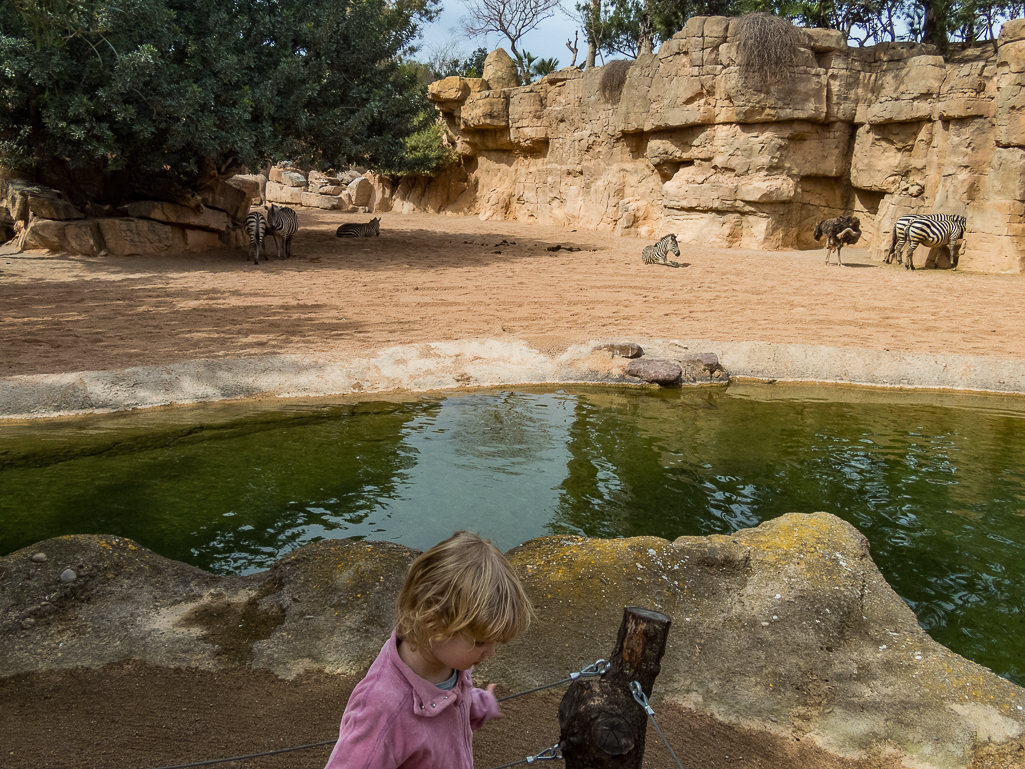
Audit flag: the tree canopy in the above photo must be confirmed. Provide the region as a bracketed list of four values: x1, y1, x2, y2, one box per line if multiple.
[0, 0, 440, 203]
[575, 0, 1023, 65]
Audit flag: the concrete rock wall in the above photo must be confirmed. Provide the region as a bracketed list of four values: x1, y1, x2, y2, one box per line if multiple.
[393, 18, 1025, 274]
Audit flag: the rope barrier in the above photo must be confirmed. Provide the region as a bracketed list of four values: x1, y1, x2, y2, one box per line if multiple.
[143, 659, 609, 769]
[629, 680, 686, 769]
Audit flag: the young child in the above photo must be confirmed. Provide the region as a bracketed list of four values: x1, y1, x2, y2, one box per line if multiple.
[324, 530, 532, 769]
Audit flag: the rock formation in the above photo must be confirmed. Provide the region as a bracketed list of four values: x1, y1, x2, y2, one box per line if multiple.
[2, 513, 1023, 767]
[1, 171, 251, 256]
[390, 21, 1025, 274]
[0, 164, 376, 257]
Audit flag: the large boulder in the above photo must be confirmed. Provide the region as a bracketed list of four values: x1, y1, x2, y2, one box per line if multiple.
[227, 174, 267, 205]
[347, 176, 374, 208]
[97, 218, 183, 255]
[265, 182, 304, 205]
[124, 200, 230, 232]
[199, 180, 250, 223]
[21, 219, 104, 255]
[483, 48, 518, 89]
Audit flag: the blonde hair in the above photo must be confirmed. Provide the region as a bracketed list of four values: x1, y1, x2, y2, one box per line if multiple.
[395, 531, 532, 651]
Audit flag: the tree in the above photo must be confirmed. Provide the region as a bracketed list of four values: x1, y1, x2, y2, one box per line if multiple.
[514, 50, 562, 82]
[576, 0, 742, 62]
[463, 0, 562, 63]
[0, 0, 440, 205]
[461, 46, 491, 76]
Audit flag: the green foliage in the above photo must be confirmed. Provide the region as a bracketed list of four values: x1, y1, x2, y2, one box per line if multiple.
[382, 108, 458, 175]
[460, 47, 490, 78]
[0, 0, 440, 201]
[577, 0, 1016, 61]
[578, 0, 742, 59]
[514, 50, 561, 83]
[421, 46, 490, 81]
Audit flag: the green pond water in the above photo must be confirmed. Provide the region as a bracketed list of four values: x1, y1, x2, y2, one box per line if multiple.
[2, 383, 1024, 686]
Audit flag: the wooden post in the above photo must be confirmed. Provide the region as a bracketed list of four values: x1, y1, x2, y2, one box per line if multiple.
[557, 606, 672, 768]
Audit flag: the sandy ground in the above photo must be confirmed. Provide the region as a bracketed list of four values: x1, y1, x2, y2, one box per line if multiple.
[3, 209, 1025, 383]
[3, 209, 1025, 769]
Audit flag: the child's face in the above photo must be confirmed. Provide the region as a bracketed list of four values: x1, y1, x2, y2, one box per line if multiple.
[427, 632, 496, 671]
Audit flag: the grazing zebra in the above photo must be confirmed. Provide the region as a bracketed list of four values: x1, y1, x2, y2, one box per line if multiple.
[245, 211, 266, 265]
[886, 214, 966, 265]
[813, 215, 861, 266]
[266, 204, 298, 259]
[641, 234, 681, 267]
[901, 216, 968, 271]
[336, 217, 381, 238]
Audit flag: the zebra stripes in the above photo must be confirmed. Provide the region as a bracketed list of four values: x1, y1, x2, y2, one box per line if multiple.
[901, 215, 967, 271]
[245, 211, 266, 265]
[266, 204, 298, 259]
[886, 214, 966, 265]
[641, 234, 681, 267]
[336, 217, 381, 238]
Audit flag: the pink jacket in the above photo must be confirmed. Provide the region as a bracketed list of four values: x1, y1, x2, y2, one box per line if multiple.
[324, 630, 502, 769]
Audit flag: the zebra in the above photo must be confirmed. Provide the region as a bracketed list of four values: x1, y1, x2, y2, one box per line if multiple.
[245, 211, 266, 265]
[886, 214, 966, 265]
[901, 216, 968, 271]
[336, 217, 381, 238]
[641, 234, 681, 267]
[266, 204, 298, 259]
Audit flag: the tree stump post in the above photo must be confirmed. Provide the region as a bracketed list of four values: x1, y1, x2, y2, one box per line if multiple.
[557, 606, 672, 768]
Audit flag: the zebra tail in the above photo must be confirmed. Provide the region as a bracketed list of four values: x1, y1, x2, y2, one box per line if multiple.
[887, 225, 899, 262]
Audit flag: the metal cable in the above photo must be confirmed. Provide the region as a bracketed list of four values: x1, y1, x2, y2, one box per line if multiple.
[629, 680, 686, 769]
[143, 660, 608, 769]
[498, 659, 609, 702]
[490, 743, 563, 768]
[145, 739, 336, 769]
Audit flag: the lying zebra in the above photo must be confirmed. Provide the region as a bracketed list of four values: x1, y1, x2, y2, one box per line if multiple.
[641, 234, 681, 267]
[885, 213, 966, 266]
[337, 217, 381, 238]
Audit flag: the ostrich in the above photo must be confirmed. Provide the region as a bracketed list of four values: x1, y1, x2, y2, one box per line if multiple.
[813, 216, 862, 266]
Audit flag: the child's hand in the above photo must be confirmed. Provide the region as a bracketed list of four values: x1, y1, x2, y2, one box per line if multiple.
[485, 683, 503, 719]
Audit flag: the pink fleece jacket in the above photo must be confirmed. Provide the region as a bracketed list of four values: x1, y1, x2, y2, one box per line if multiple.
[323, 630, 502, 769]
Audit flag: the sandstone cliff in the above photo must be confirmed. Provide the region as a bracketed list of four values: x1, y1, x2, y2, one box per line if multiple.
[378, 18, 1025, 274]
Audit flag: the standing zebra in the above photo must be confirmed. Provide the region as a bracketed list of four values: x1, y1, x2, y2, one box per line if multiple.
[245, 210, 266, 265]
[336, 217, 381, 238]
[886, 213, 966, 265]
[266, 204, 298, 259]
[641, 234, 681, 267]
[901, 216, 968, 270]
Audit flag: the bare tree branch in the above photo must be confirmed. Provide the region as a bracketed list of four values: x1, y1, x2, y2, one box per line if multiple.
[463, 0, 563, 58]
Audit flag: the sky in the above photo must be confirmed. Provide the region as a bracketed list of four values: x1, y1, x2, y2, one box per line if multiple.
[416, 1, 584, 69]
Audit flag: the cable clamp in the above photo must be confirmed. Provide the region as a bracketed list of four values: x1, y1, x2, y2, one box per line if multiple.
[569, 658, 610, 680]
[629, 680, 655, 716]
[525, 744, 562, 763]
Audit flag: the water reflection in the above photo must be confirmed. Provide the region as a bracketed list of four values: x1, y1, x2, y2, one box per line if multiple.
[1, 384, 1024, 685]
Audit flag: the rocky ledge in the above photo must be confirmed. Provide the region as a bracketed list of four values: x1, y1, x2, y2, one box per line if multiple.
[2, 513, 1022, 768]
